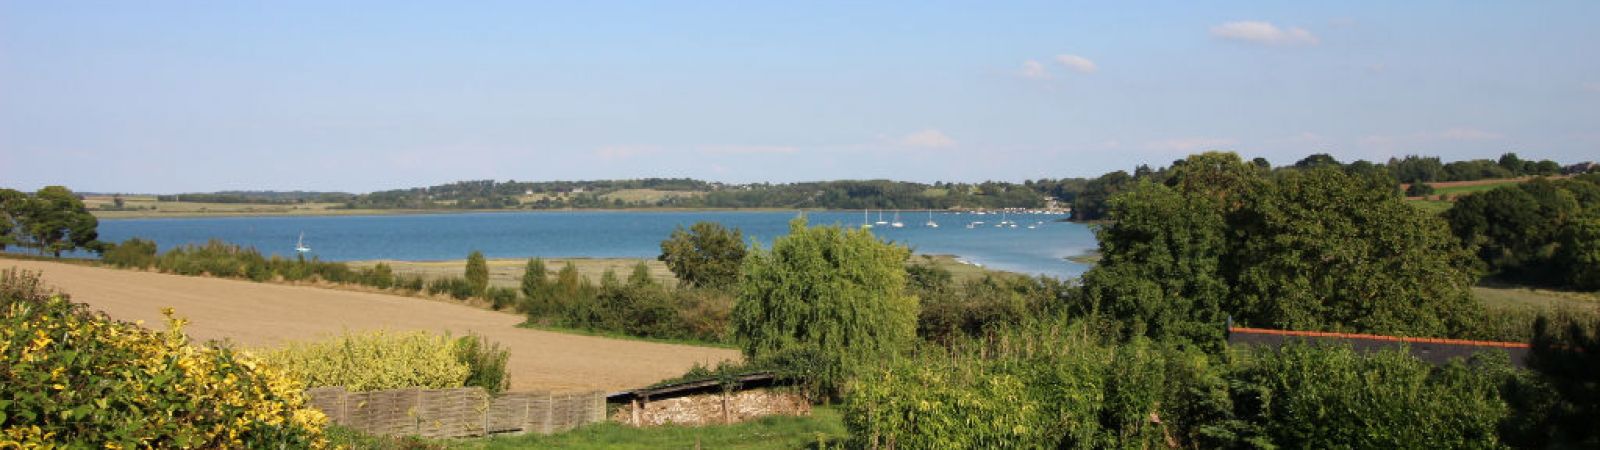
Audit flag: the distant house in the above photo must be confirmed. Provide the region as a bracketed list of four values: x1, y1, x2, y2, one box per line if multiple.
[1227, 326, 1530, 367]
[1564, 161, 1598, 175]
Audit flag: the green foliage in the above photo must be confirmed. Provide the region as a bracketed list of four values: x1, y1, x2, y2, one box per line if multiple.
[1510, 316, 1600, 447]
[0, 186, 102, 256]
[1406, 182, 1436, 196]
[0, 269, 330, 448]
[847, 321, 1515, 449]
[454, 333, 511, 394]
[1084, 153, 1482, 341]
[427, 276, 477, 300]
[1445, 176, 1600, 289]
[456, 406, 848, 450]
[465, 250, 489, 297]
[1556, 217, 1600, 290]
[658, 221, 747, 290]
[914, 271, 1070, 345]
[485, 286, 518, 311]
[733, 217, 918, 397]
[519, 258, 551, 314]
[101, 237, 158, 268]
[257, 330, 471, 391]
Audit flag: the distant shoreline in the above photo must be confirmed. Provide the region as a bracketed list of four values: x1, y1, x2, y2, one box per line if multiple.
[92, 207, 1067, 221]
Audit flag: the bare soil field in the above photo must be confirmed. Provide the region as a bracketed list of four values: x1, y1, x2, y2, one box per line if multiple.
[4, 259, 740, 392]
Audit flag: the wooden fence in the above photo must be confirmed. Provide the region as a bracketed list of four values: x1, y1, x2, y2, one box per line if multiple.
[305, 386, 607, 438]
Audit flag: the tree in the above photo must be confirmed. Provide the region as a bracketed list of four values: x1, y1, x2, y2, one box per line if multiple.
[1292, 153, 1342, 170]
[18, 186, 100, 257]
[0, 188, 25, 251]
[1406, 182, 1436, 197]
[732, 217, 918, 395]
[520, 258, 549, 307]
[465, 250, 489, 298]
[1082, 154, 1481, 341]
[658, 221, 746, 290]
[1556, 217, 1600, 290]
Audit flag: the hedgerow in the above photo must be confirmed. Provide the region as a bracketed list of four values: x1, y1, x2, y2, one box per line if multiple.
[0, 269, 329, 448]
[257, 330, 471, 392]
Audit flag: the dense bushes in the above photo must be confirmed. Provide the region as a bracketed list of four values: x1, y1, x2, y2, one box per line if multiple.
[455, 333, 511, 393]
[845, 322, 1517, 449]
[101, 237, 158, 268]
[521, 259, 735, 343]
[1446, 175, 1600, 291]
[257, 330, 492, 392]
[1081, 153, 1483, 343]
[0, 269, 330, 448]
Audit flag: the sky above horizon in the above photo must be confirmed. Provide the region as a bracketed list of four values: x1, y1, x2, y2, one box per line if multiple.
[3, 1, 1598, 193]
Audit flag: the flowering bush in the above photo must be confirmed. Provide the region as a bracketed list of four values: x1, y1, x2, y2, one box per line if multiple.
[0, 269, 329, 448]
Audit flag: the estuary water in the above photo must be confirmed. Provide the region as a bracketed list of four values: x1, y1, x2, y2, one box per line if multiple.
[95, 211, 1097, 279]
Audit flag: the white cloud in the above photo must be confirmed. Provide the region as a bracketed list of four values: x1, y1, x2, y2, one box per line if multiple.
[898, 129, 958, 148]
[1435, 128, 1503, 141]
[1143, 137, 1238, 153]
[698, 145, 798, 155]
[1210, 21, 1320, 46]
[1019, 60, 1050, 79]
[1054, 54, 1098, 73]
[1583, 82, 1600, 93]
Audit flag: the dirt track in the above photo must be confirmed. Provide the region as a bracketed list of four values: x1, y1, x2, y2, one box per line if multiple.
[4, 259, 740, 392]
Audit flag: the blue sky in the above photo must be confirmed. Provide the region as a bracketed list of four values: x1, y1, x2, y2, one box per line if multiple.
[2, 1, 1597, 193]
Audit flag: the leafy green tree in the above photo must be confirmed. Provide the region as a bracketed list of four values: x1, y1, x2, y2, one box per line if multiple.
[18, 186, 101, 256]
[0, 188, 25, 250]
[1445, 179, 1582, 285]
[1292, 153, 1342, 170]
[1518, 317, 1600, 447]
[658, 221, 746, 290]
[1083, 153, 1481, 340]
[732, 217, 917, 395]
[520, 258, 550, 312]
[1405, 182, 1436, 197]
[1557, 217, 1600, 290]
[465, 250, 489, 298]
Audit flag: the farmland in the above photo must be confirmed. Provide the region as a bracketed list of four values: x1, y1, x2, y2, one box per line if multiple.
[2, 258, 739, 392]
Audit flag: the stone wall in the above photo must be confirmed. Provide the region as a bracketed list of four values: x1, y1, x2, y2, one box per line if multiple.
[612, 388, 811, 427]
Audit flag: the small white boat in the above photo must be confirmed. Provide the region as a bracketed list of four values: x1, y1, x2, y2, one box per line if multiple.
[295, 232, 312, 254]
[890, 211, 904, 228]
[861, 209, 873, 229]
[925, 210, 939, 228]
[875, 210, 888, 226]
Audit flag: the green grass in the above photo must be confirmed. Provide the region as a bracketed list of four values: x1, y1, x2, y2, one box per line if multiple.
[1432, 181, 1520, 196]
[1473, 284, 1600, 311]
[517, 322, 740, 350]
[1405, 199, 1454, 215]
[450, 406, 847, 450]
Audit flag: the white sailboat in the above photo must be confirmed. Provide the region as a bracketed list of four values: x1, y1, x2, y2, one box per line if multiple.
[875, 210, 888, 226]
[890, 211, 904, 228]
[294, 232, 312, 254]
[925, 210, 939, 228]
[861, 209, 873, 229]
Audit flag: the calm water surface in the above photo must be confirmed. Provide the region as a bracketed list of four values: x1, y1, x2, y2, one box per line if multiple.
[95, 211, 1096, 279]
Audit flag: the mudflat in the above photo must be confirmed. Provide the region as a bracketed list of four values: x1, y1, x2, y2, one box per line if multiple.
[4, 259, 740, 392]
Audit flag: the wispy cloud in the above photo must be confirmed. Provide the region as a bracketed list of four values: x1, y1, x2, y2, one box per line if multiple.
[1143, 137, 1238, 153]
[1210, 21, 1319, 46]
[898, 129, 958, 148]
[697, 145, 798, 155]
[593, 145, 659, 161]
[1054, 54, 1098, 73]
[1584, 82, 1600, 93]
[1360, 127, 1504, 149]
[1019, 60, 1050, 79]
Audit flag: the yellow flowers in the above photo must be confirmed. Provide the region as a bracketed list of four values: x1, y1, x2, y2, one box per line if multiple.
[2, 270, 330, 449]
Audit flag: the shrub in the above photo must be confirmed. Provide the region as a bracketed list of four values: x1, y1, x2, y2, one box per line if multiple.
[256, 330, 471, 391]
[1406, 182, 1436, 196]
[734, 217, 918, 397]
[486, 286, 519, 311]
[454, 333, 511, 394]
[0, 269, 329, 448]
[465, 250, 489, 298]
[658, 221, 747, 290]
[101, 237, 157, 268]
[427, 277, 476, 300]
